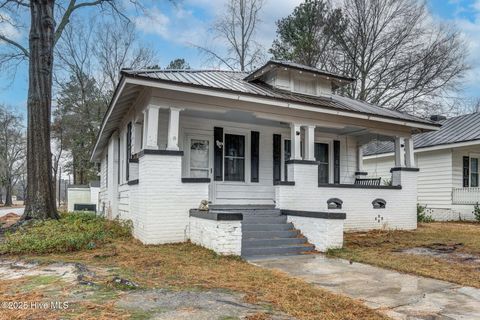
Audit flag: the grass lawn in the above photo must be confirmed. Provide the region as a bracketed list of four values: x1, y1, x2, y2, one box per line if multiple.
[327, 222, 480, 288]
[0, 213, 386, 320]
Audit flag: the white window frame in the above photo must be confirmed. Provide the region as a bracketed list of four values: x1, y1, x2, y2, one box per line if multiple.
[469, 153, 480, 187]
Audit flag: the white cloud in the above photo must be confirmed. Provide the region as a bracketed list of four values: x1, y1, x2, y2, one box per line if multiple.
[134, 7, 170, 39]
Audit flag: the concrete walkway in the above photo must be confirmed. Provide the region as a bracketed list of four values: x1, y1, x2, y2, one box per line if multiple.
[251, 254, 480, 320]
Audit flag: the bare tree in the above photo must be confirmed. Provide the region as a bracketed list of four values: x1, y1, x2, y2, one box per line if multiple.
[330, 0, 468, 114]
[197, 0, 265, 71]
[94, 19, 157, 91]
[0, 0, 143, 221]
[0, 106, 25, 207]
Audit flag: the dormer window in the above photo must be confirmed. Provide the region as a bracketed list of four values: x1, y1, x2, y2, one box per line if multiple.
[294, 76, 316, 95]
[244, 60, 355, 97]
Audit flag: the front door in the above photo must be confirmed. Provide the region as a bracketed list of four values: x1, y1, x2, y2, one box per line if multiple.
[315, 143, 329, 184]
[186, 135, 214, 200]
[188, 137, 211, 178]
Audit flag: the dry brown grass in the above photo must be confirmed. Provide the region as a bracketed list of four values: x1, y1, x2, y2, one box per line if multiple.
[328, 222, 480, 288]
[0, 276, 130, 320]
[14, 239, 387, 320]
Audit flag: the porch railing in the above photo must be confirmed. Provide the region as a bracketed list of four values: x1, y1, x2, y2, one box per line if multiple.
[452, 187, 480, 205]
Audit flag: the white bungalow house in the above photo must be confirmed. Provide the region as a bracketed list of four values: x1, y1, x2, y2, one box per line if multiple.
[363, 113, 480, 221]
[91, 60, 438, 257]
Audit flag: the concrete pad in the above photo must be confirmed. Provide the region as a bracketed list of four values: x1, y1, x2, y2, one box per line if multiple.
[251, 254, 480, 320]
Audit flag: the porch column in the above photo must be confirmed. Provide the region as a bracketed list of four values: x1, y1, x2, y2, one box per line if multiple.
[357, 145, 364, 172]
[290, 123, 302, 160]
[304, 125, 315, 161]
[405, 137, 415, 168]
[132, 121, 143, 154]
[167, 107, 181, 151]
[394, 137, 405, 167]
[143, 105, 160, 149]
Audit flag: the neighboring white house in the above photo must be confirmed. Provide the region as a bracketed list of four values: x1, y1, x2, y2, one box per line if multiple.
[363, 113, 480, 221]
[90, 60, 439, 256]
[67, 181, 100, 212]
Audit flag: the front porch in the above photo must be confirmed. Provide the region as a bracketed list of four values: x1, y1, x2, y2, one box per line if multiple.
[128, 102, 418, 208]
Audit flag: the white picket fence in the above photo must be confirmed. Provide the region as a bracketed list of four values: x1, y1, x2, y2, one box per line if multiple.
[452, 187, 480, 205]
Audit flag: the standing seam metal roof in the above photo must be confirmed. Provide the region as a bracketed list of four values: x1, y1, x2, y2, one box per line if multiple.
[121, 69, 436, 126]
[363, 112, 480, 156]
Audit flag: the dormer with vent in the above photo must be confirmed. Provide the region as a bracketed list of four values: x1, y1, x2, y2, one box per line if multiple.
[244, 60, 355, 96]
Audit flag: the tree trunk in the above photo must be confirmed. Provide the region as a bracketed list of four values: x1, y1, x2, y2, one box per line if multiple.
[22, 0, 59, 220]
[0, 190, 3, 205]
[4, 179, 12, 207]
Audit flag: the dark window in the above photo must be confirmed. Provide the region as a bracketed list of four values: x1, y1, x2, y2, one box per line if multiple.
[224, 134, 245, 181]
[126, 122, 132, 181]
[251, 131, 259, 182]
[471, 158, 478, 187]
[463, 156, 470, 187]
[105, 153, 108, 188]
[315, 143, 329, 184]
[273, 134, 282, 183]
[117, 136, 121, 184]
[284, 139, 291, 180]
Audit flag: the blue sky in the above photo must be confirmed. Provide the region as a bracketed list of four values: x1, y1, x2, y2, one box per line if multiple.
[1, 0, 480, 114]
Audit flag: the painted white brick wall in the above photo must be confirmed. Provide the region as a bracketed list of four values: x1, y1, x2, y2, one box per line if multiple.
[136, 154, 209, 244]
[276, 163, 418, 231]
[287, 215, 343, 252]
[189, 217, 242, 255]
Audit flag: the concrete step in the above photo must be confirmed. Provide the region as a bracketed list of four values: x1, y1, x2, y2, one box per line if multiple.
[209, 204, 276, 210]
[242, 223, 294, 232]
[243, 230, 299, 239]
[242, 244, 315, 257]
[242, 216, 287, 224]
[242, 237, 307, 248]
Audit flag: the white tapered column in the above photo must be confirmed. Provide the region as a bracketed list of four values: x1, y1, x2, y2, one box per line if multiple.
[357, 145, 364, 172]
[167, 107, 181, 151]
[144, 105, 160, 149]
[394, 137, 405, 167]
[290, 123, 302, 160]
[405, 137, 415, 167]
[304, 125, 315, 161]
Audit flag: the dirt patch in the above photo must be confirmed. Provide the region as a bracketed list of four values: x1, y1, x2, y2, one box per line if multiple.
[0, 212, 20, 229]
[117, 289, 294, 320]
[0, 259, 296, 319]
[396, 243, 480, 265]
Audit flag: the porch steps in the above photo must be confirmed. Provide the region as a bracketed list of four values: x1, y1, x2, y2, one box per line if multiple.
[210, 205, 315, 258]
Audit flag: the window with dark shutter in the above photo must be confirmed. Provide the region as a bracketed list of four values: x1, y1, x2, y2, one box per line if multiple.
[126, 122, 132, 181]
[251, 131, 259, 182]
[273, 134, 282, 182]
[117, 136, 121, 184]
[463, 156, 470, 187]
[284, 139, 291, 181]
[333, 140, 340, 183]
[214, 127, 223, 181]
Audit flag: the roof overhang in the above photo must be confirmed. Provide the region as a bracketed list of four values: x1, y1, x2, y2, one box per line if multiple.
[363, 139, 480, 160]
[91, 74, 441, 161]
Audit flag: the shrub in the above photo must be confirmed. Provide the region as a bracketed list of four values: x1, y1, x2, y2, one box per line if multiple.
[474, 203, 480, 222]
[0, 212, 132, 255]
[417, 204, 434, 223]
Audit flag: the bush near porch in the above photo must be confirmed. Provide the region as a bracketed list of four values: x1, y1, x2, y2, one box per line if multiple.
[327, 222, 480, 288]
[0, 213, 386, 320]
[0, 212, 132, 254]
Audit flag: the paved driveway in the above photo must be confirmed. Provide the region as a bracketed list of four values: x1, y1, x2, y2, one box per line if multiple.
[251, 254, 480, 320]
